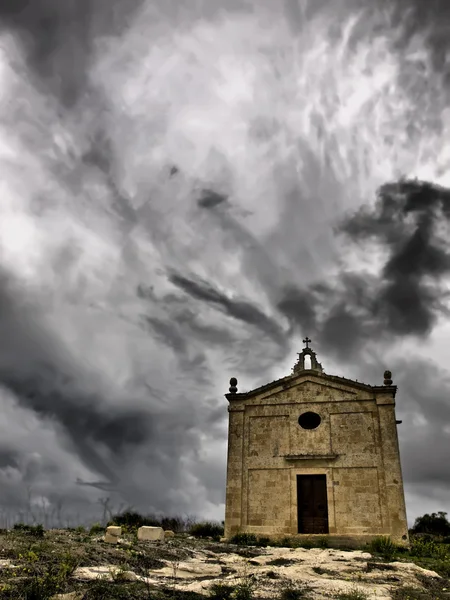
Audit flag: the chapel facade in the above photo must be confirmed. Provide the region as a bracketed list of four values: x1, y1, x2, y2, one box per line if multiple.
[224, 339, 409, 545]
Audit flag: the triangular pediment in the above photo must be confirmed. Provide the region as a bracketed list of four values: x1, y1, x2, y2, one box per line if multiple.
[225, 369, 375, 404]
[259, 373, 363, 401]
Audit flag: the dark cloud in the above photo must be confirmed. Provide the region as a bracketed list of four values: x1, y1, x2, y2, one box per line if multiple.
[256, 180, 450, 361]
[390, 358, 450, 488]
[0, 0, 143, 107]
[0, 447, 20, 470]
[0, 274, 196, 502]
[341, 179, 450, 337]
[175, 308, 236, 346]
[143, 316, 188, 354]
[198, 189, 228, 209]
[191, 178, 450, 362]
[276, 285, 317, 334]
[169, 273, 286, 345]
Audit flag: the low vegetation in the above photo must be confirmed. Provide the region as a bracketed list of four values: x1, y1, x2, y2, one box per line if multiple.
[0, 510, 449, 599]
[189, 521, 225, 540]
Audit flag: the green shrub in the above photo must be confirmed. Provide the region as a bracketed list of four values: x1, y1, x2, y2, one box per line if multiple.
[411, 512, 450, 536]
[317, 536, 329, 548]
[89, 522, 104, 535]
[410, 537, 449, 559]
[279, 584, 307, 600]
[234, 579, 255, 600]
[334, 588, 369, 600]
[109, 511, 149, 530]
[160, 516, 186, 533]
[229, 533, 258, 546]
[209, 583, 235, 600]
[108, 511, 188, 533]
[189, 521, 224, 539]
[293, 538, 314, 549]
[13, 523, 44, 537]
[368, 536, 397, 560]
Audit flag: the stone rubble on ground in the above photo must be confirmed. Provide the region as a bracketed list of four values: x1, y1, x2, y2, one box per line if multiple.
[104, 525, 121, 544]
[137, 525, 165, 541]
[69, 543, 442, 599]
[0, 530, 443, 600]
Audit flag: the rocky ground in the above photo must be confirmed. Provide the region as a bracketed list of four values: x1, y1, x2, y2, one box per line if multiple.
[0, 528, 449, 599]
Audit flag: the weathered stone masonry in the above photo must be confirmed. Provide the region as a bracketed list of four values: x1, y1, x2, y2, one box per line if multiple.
[224, 341, 409, 545]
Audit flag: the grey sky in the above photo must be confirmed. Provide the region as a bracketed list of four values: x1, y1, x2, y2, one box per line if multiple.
[0, 0, 449, 526]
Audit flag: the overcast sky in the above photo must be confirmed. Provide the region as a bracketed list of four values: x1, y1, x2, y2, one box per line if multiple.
[0, 0, 449, 528]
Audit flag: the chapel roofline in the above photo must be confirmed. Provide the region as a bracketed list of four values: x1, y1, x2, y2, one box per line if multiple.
[225, 371, 397, 402]
[225, 339, 397, 401]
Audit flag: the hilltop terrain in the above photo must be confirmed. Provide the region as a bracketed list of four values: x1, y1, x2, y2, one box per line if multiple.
[0, 526, 450, 599]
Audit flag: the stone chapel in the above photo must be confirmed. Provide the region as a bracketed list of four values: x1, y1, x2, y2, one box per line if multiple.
[224, 339, 409, 545]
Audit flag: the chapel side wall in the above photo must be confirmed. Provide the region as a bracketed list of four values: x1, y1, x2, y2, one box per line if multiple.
[224, 406, 245, 538]
[377, 395, 409, 543]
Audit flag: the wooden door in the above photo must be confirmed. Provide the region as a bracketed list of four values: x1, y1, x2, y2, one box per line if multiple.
[297, 474, 329, 534]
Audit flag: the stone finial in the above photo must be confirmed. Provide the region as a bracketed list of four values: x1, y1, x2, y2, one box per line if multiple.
[383, 370, 393, 385]
[229, 377, 238, 394]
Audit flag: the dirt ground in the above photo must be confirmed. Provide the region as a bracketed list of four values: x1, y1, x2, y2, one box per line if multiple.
[0, 528, 449, 599]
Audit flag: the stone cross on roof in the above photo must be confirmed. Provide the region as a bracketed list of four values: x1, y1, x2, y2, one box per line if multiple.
[293, 337, 323, 374]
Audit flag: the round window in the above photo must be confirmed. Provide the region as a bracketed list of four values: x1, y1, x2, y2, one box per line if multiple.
[298, 412, 321, 430]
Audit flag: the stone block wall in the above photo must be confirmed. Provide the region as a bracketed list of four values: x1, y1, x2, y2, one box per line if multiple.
[224, 374, 409, 544]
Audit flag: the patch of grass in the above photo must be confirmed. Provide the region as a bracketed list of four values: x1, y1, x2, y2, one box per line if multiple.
[158, 591, 205, 600]
[333, 586, 369, 600]
[89, 522, 105, 535]
[189, 521, 224, 540]
[13, 523, 45, 537]
[312, 565, 338, 576]
[267, 558, 296, 567]
[209, 583, 235, 599]
[108, 511, 189, 534]
[410, 537, 449, 559]
[255, 536, 271, 547]
[1, 549, 80, 599]
[390, 573, 450, 600]
[391, 535, 450, 578]
[233, 578, 255, 600]
[265, 570, 280, 579]
[82, 578, 140, 599]
[127, 548, 166, 572]
[279, 583, 308, 599]
[364, 534, 450, 578]
[366, 561, 397, 572]
[230, 533, 258, 546]
[389, 587, 429, 600]
[404, 556, 450, 578]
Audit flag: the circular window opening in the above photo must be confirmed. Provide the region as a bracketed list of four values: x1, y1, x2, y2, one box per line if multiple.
[298, 412, 321, 430]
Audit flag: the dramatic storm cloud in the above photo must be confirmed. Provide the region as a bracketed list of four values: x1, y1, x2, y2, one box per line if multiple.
[0, 0, 449, 526]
